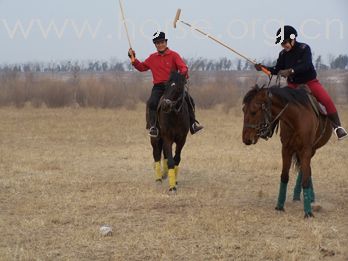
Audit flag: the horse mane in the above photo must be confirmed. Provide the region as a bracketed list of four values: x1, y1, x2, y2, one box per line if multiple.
[243, 84, 310, 107]
[269, 85, 310, 106]
[167, 71, 186, 85]
[243, 84, 263, 104]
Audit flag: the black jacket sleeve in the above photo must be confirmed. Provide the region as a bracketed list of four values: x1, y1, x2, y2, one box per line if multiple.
[268, 51, 285, 75]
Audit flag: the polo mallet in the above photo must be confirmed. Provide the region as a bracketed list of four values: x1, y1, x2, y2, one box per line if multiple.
[173, 9, 271, 76]
[119, 0, 135, 63]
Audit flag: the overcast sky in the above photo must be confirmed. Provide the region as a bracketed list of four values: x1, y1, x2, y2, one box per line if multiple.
[0, 0, 347, 64]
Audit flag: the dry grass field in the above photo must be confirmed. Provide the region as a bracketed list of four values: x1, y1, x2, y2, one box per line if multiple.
[0, 105, 347, 260]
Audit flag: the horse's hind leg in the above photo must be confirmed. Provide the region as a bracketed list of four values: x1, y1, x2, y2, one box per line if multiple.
[300, 150, 315, 218]
[293, 171, 302, 201]
[309, 176, 315, 202]
[162, 149, 168, 179]
[276, 148, 292, 211]
[151, 137, 163, 182]
[300, 174, 315, 204]
[293, 168, 315, 202]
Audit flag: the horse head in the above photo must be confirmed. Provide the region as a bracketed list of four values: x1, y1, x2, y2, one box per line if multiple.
[242, 85, 274, 145]
[161, 72, 186, 113]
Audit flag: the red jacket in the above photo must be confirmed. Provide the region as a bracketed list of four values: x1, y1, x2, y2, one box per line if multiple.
[132, 48, 188, 84]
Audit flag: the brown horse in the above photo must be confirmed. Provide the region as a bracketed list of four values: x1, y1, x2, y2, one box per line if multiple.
[150, 72, 190, 193]
[242, 85, 332, 217]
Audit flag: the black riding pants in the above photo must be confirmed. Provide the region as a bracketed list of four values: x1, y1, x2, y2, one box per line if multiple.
[147, 84, 166, 112]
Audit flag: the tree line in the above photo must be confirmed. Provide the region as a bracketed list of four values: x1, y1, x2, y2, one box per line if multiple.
[0, 54, 347, 73]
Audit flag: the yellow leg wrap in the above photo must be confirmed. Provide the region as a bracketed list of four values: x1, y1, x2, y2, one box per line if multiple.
[168, 169, 176, 189]
[154, 161, 162, 180]
[162, 159, 168, 176]
[174, 165, 179, 179]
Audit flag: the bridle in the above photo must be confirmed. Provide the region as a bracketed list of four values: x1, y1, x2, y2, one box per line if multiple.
[161, 82, 186, 114]
[244, 90, 289, 140]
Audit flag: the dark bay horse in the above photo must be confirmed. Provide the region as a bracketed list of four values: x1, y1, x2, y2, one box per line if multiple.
[242, 85, 332, 217]
[150, 72, 190, 192]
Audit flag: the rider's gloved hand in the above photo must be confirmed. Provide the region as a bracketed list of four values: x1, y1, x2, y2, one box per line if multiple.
[254, 63, 263, 71]
[278, 69, 294, 78]
[128, 48, 135, 59]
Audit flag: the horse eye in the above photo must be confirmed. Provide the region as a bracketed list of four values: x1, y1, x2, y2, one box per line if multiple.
[171, 83, 176, 87]
[251, 111, 257, 116]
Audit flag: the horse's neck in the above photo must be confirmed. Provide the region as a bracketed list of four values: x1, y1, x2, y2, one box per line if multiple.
[271, 98, 304, 128]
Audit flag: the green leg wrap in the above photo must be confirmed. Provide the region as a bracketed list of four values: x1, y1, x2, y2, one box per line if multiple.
[293, 171, 302, 201]
[303, 188, 313, 215]
[309, 177, 315, 203]
[276, 182, 288, 210]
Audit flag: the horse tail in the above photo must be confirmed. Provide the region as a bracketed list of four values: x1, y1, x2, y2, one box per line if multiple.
[291, 153, 301, 172]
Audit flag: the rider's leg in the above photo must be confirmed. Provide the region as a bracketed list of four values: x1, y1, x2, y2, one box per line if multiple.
[306, 79, 347, 140]
[147, 84, 165, 138]
[184, 93, 203, 134]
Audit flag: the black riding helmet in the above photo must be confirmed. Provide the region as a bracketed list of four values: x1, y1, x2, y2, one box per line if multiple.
[275, 25, 298, 44]
[152, 31, 167, 44]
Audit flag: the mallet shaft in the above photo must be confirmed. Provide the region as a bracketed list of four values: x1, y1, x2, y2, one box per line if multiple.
[119, 0, 135, 62]
[174, 10, 271, 76]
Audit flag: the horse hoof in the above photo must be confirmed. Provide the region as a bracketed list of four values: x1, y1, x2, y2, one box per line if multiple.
[275, 206, 285, 211]
[311, 203, 322, 212]
[168, 187, 177, 195]
[155, 179, 162, 184]
[304, 212, 314, 218]
[293, 198, 301, 202]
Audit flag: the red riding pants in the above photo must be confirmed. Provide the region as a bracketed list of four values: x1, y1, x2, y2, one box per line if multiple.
[287, 79, 337, 114]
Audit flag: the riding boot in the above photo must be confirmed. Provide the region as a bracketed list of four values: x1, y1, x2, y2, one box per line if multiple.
[327, 112, 348, 140]
[186, 95, 203, 135]
[148, 110, 159, 138]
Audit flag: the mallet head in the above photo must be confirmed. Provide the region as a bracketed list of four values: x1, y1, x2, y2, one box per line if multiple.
[173, 8, 181, 28]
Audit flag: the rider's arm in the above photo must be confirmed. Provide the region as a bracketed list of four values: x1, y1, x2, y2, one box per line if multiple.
[132, 57, 151, 72]
[173, 52, 188, 78]
[268, 51, 285, 75]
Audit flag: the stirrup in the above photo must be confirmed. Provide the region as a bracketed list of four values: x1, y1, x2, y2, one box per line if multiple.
[191, 123, 203, 134]
[334, 126, 348, 140]
[148, 127, 159, 138]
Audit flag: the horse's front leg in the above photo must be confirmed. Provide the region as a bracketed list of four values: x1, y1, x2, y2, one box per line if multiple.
[173, 137, 187, 184]
[276, 147, 292, 211]
[293, 170, 315, 202]
[300, 150, 314, 218]
[163, 139, 176, 192]
[151, 137, 163, 182]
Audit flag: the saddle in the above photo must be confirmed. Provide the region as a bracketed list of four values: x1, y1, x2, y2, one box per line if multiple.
[299, 84, 327, 116]
[145, 91, 191, 130]
[298, 84, 330, 145]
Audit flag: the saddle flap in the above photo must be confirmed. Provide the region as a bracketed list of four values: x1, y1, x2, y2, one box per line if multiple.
[299, 85, 327, 116]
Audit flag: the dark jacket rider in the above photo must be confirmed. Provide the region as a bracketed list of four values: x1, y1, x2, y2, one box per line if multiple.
[255, 25, 347, 140]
